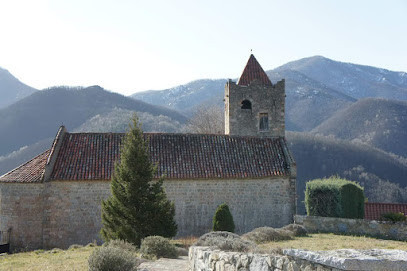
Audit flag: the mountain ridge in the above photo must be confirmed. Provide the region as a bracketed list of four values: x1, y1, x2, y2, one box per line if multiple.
[312, 97, 407, 158]
[0, 67, 37, 108]
[0, 85, 187, 156]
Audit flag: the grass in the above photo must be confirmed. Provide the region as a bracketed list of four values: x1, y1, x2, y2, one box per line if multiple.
[0, 237, 196, 271]
[2, 234, 406, 270]
[171, 236, 198, 249]
[0, 245, 96, 271]
[259, 233, 407, 251]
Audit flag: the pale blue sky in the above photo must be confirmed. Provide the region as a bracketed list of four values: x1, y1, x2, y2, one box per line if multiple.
[0, 0, 406, 95]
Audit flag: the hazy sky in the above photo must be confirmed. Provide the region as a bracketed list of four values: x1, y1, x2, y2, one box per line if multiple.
[1, 0, 406, 95]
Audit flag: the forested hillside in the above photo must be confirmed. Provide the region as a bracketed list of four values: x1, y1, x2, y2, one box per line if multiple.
[312, 98, 407, 158]
[286, 132, 407, 213]
[0, 85, 186, 156]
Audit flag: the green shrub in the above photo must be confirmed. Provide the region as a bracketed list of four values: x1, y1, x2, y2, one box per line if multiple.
[140, 236, 178, 259]
[194, 231, 255, 252]
[305, 176, 364, 219]
[213, 203, 235, 232]
[88, 246, 139, 271]
[242, 227, 293, 243]
[381, 212, 407, 222]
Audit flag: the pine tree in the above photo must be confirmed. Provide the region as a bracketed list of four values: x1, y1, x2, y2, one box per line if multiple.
[100, 115, 177, 247]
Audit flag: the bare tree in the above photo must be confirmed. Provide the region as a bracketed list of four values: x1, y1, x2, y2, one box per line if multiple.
[185, 105, 224, 134]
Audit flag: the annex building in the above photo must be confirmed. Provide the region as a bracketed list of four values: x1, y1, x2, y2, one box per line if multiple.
[0, 55, 296, 250]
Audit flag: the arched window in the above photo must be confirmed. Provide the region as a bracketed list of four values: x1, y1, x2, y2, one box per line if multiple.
[241, 100, 252, 110]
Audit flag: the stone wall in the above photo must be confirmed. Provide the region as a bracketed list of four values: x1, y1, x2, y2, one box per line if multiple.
[189, 246, 336, 271]
[0, 183, 44, 251]
[295, 215, 407, 241]
[42, 181, 111, 249]
[0, 177, 295, 250]
[225, 79, 285, 137]
[0, 181, 111, 251]
[164, 178, 295, 236]
[189, 246, 407, 271]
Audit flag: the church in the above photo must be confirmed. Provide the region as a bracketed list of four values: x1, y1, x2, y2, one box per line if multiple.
[0, 54, 296, 250]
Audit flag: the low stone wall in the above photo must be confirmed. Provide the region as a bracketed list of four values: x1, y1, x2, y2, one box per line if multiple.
[189, 246, 407, 271]
[295, 215, 407, 241]
[189, 246, 336, 271]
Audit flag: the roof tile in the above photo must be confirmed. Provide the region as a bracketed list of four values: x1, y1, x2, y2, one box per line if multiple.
[365, 202, 407, 220]
[0, 150, 50, 183]
[1, 133, 293, 183]
[50, 133, 290, 180]
[238, 54, 272, 86]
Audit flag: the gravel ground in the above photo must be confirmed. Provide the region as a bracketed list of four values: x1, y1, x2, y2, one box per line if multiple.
[137, 256, 189, 271]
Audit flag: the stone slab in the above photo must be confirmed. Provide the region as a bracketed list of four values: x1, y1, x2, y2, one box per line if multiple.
[283, 248, 407, 271]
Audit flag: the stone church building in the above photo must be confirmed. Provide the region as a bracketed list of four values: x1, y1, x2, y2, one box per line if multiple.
[0, 55, 296, 250]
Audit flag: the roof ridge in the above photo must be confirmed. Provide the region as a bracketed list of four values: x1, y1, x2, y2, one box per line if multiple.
[65, 131, 282, 140]
[43, 126, 67, 182]
[68, 132, 126, 135]
[237, 54, 272, 86]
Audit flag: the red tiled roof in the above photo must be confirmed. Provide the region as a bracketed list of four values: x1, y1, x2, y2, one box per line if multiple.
[50, 133, 291, 181]
[365, 202, 407, 220]
[0, 150, 50, 183]
[237, 54, 272, 86]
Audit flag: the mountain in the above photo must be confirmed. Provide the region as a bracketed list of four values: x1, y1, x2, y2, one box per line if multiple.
[312, 98, 407, 158]
[0, 85, 187, 156]
[267, 70, 356, 131]
[74, 108, 184, 133]
[276, 56, 407, 100]
[0, 67, 37, 108]
[0, 137, 53, 176]
[131, 56, 407, 131]
[131, 79, 227, 115]
[131, 70, 356, 131]
[286, 132, 407, 213]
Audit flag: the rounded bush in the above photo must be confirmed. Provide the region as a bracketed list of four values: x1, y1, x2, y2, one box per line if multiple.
[242, 227, 293, 243]
[194, 231, 255, 252]
[282, 224, 308, 237]
[213, 203, 235, 232]
[88, 246, 139, 271]
[140, 236, 178, 259]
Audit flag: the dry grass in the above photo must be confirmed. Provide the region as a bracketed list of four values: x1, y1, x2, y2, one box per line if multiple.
[0, 246, 95, 271]
[259, 233, 407, 251]
[2, 234, 407, 270]
[171, 236, 198, 249]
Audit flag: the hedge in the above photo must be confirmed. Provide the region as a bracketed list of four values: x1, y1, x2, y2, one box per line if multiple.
[305, 176, 364, 219]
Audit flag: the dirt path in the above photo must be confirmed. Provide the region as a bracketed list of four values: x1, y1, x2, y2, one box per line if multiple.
[137, 256, 189, 271]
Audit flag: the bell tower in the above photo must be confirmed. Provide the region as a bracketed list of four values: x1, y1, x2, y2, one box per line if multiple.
[225, 54, 285, 137]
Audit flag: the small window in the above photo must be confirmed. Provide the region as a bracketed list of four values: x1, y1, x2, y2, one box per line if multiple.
[259, 113, 269, 131]
[241, 100, 252, 110]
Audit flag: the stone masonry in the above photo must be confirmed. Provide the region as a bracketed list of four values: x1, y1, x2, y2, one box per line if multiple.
[0, 177, 295, 250]
[189, 246, 407, 271]
[225, 79, 285, 137]
[165, 178, 296, 237]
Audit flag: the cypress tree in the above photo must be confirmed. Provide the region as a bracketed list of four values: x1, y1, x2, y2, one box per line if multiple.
[213, 203, 235, 232]
[100, 115, 177, 247]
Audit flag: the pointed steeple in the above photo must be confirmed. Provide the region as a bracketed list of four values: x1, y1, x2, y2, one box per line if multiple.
[237, 54, 272, 86]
